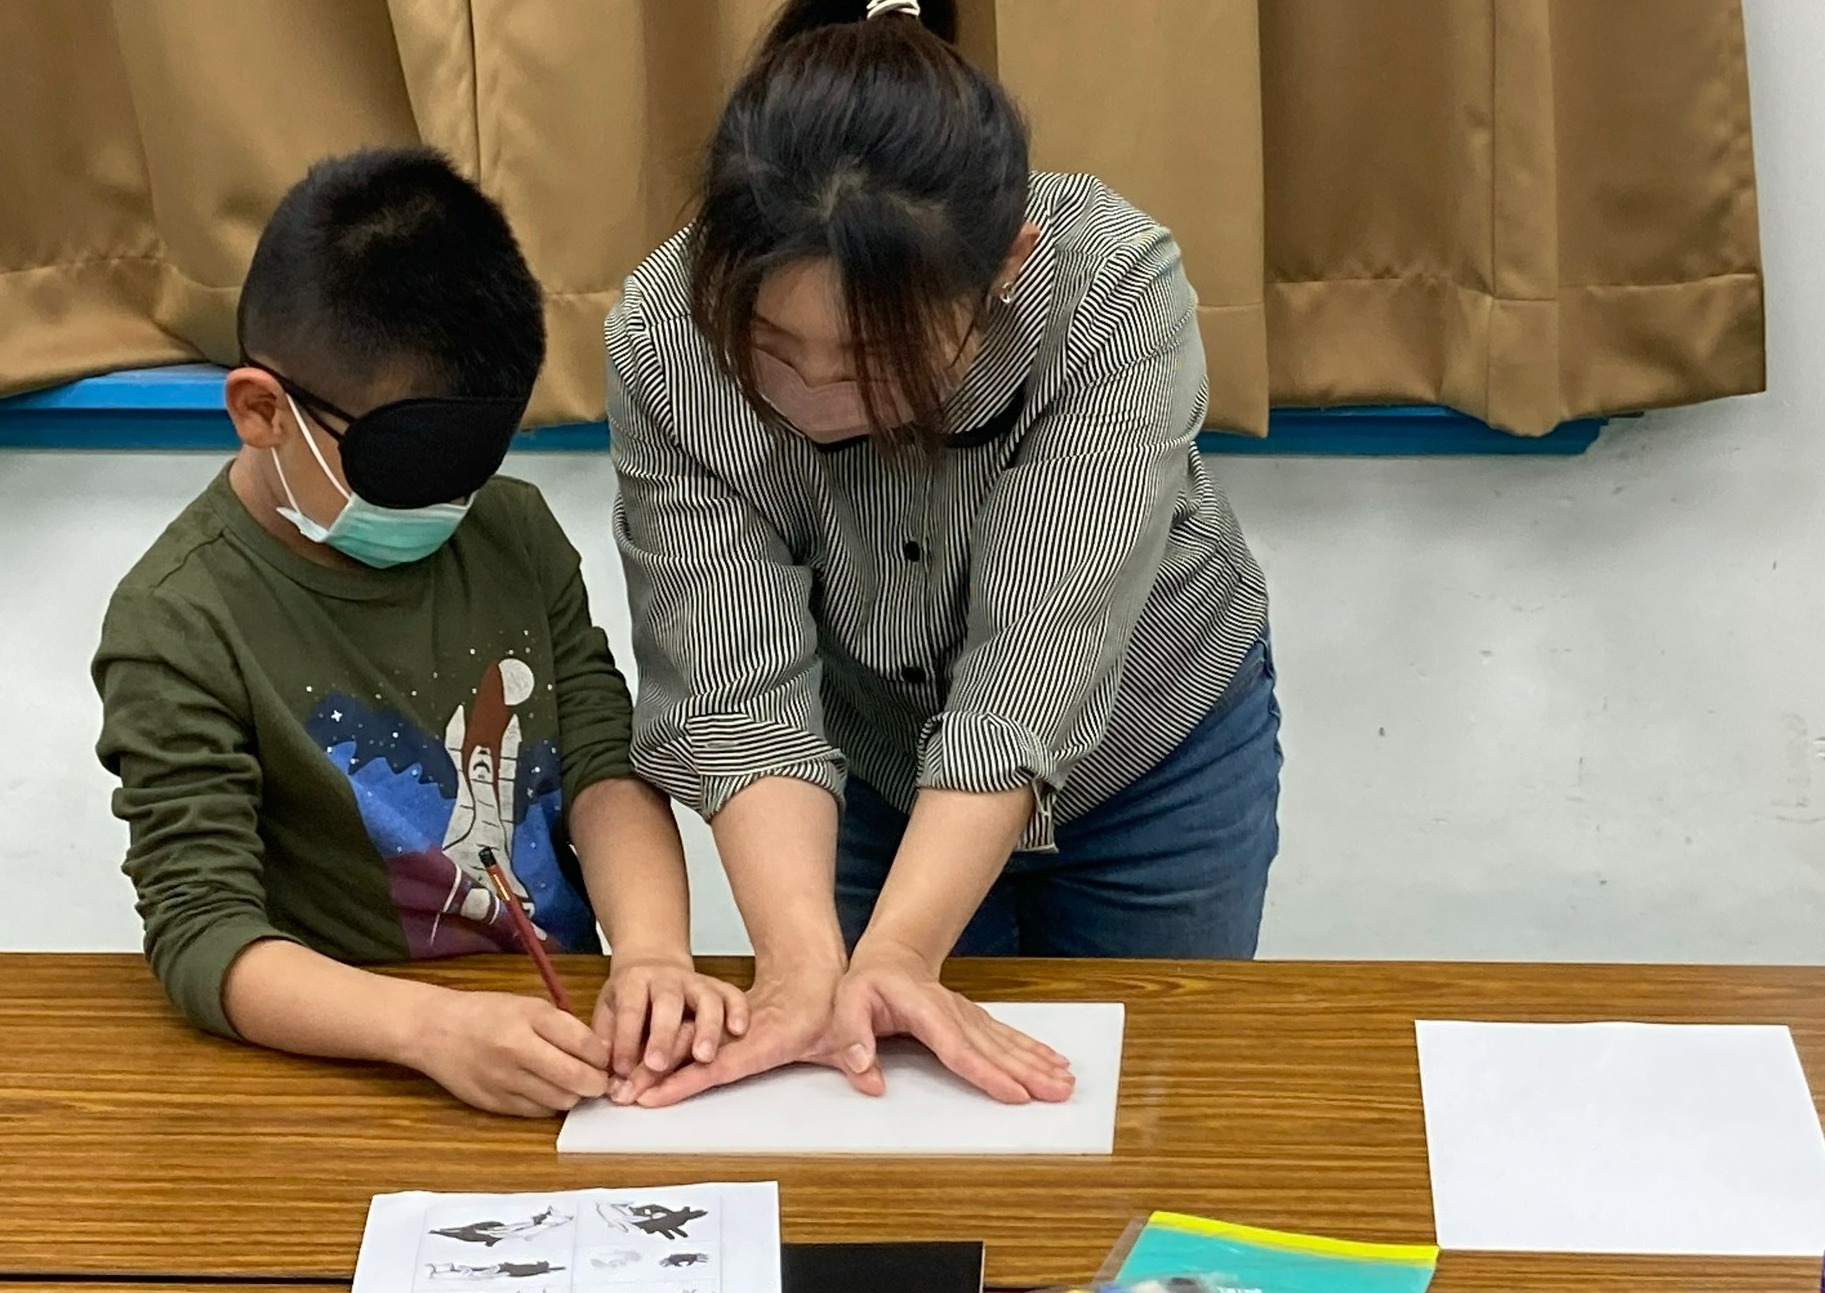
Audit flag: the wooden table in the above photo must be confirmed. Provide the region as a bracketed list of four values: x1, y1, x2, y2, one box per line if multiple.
[0, 955, 1820, 1292]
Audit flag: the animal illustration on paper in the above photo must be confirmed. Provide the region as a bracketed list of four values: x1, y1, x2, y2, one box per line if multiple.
[595, 1201, 709, 1240]
[660, 1251, 711, 1268]
[587, 1249, 642, 1271]
[429, 1206, 571, 1247]
[424, 1258, 565, 1280]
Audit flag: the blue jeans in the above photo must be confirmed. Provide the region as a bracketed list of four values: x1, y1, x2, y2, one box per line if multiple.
[835, 637, 1282, 959]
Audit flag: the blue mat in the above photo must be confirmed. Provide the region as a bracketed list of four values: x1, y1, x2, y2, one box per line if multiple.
[0, 364, 1607, 456]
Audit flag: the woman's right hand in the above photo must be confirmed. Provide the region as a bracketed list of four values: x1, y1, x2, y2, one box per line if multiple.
[829, 939, 1074, 1104]
[405, 988, 611, 1118]
[618, 958, 852, 1108]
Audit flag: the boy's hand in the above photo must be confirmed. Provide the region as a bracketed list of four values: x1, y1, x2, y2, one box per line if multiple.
[593, 952, 748, 1082]
[406, 988, 610, 1118]
[625, 960, 842, 1109]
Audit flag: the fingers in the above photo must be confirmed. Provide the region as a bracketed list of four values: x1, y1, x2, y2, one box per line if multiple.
[610, 1021, 702, 1105]
[987, 1015, 1074, 1075]
[636, 1035, 777, 1109]
[827, 982, 885, 1096]
[667, 1019, 700, 1069]
[830, 987, 877, 1074]
[609, 1053, 672, 1107]
[931, 1029, 1033, 1104]
[530, 1004, 611, 1070]
[721, 982, 750, 1037]
[521, 1044, 611, 1103]
[999, 1023, 1070, 1070]
[975, 1015, 1075, 1103]
[523, 1017, 611, 1102]
[835, 1056, 887, 1098]
[893, 995, 1032, 1105]
[686, 982, 725, 1063]
[599, 970, 749, 1078]
[510, 1069, 594, 1114]
[590, 984, 616, 1042]
[609, 982, 649, 1078]
[606, 974, 830, 1108]
[643, 986, 686, 1073]
[489, 1092, 561, 1119]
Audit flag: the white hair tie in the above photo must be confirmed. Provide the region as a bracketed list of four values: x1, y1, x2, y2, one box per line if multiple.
[866, 0, 922, 19]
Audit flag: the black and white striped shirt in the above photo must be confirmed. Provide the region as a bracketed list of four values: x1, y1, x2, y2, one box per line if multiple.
[608, 172, 1268, 851]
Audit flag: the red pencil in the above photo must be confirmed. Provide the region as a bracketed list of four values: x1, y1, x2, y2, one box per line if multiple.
[483, 856, 572, 1013]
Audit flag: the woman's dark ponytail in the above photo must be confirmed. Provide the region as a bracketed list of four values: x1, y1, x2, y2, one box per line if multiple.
[765, 0, 957, 49]
[691, 0, 1027, 452]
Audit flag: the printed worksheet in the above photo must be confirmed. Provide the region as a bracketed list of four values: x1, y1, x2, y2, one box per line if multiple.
[351, 1181, 780, 1293]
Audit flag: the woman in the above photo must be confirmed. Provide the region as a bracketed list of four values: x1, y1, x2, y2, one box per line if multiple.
[606, 0, 1278, 1108]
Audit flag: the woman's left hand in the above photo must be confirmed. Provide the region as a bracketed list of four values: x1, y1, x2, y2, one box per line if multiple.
[829, 939, 1076, 1104]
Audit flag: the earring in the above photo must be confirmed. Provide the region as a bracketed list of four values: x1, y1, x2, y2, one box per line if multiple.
[995, 281, 1017, 305]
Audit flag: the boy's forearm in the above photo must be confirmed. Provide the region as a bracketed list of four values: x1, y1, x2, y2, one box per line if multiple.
[221, 938, 443, 1068]
[571, 777, 693, 960]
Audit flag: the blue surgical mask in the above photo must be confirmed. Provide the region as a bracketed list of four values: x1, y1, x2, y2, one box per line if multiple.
[273, 394, 471, 569]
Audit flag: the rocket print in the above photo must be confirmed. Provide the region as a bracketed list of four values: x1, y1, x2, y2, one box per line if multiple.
[439, 658, 538, 934]
[309, 650, 596, 959]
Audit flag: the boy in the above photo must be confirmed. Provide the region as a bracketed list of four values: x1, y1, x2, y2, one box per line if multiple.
[93, 148, 740, 1116]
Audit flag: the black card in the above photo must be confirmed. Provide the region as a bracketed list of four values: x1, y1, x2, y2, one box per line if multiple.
[782, 1241, 985, 1293]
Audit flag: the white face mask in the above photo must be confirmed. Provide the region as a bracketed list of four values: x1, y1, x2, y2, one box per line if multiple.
[273, 395, 472, 568]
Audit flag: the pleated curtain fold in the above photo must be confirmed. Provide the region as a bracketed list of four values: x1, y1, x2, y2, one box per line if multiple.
[0, 0, 1763, 436]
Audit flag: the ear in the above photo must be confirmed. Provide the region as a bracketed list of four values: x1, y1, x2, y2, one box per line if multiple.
[224, 367, 291, 450]
[995, 221, 1043, 295]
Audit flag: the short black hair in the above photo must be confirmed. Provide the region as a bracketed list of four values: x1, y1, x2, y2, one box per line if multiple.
[691, 0, 1030, 454]
[238, 147, 545, 409]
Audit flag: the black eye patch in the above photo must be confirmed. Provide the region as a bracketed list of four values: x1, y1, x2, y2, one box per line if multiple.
[244, 360, 526, 508]
[335, 396, 527, 508]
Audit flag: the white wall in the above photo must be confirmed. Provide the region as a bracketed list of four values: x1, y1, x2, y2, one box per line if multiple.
[1, 0, 1818, 962]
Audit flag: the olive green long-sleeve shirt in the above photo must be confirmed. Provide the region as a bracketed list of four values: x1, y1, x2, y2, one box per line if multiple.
[94, 468, 632, 1036]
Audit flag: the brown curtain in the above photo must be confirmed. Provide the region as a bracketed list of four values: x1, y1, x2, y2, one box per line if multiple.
[0, 0, 1762, 437]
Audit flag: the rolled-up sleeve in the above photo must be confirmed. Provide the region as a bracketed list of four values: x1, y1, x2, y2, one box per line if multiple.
[919, 227, 1205, 850]
[607, 294, 846, 819]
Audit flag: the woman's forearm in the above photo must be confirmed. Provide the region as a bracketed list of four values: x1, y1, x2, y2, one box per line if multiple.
[712, 776, 847, 973]
[854, 785, 1032, 968]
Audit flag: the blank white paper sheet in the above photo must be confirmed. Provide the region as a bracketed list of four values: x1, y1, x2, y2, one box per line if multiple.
[1415, 1020, 1825, 1256]
[559, 1001, 1124, 1156]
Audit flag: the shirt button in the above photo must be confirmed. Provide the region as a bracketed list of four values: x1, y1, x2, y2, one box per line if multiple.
[900, 665, 928, 686]
[902, 540, 923, 562]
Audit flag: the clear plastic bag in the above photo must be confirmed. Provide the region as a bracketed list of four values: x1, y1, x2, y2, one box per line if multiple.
[1039, 1277, 1282, 1293]
[1085, 1213, 1439, 1293]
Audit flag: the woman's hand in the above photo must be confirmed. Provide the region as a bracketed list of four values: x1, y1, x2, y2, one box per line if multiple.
[814, 786, 1068, 1102]
[592, 952, 748, 1082]
[619, 958, 851, 1107]
[612, 944, 1074, 1107]
[829, 939, 1076, 1104]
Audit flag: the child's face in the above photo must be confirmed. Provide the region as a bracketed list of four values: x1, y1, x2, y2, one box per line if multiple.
[224, 366, 393, 529]
[224, 360, 524, 569]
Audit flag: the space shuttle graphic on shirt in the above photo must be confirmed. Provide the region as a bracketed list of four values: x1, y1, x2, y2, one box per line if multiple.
[436, 656, 536, 936]
[310, 654, 595, 959]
